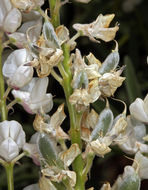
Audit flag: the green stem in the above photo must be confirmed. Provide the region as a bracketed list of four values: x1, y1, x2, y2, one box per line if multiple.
[62, 44, 72, 77]
[5, 163, 14, 190]
[49, 1, 85, 189]
[0, 32, 7, 121]
[48, 0, 61, 28]
[61, 46, 85, 190]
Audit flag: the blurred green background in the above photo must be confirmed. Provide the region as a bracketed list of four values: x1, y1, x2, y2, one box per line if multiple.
[1, 0, 148, 189]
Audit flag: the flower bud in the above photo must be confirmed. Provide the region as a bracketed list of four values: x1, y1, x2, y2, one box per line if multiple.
[3, 49, 33, 89]
[0, 120, 26, 162]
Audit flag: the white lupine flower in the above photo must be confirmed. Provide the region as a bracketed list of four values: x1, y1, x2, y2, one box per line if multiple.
[112, 166, 140, 190]
[12, 77, 53, 114]
[23, 132, 40, 165]
[23, 184, 40, 190]
[0, 120, 26, 162]
[8, 11, 42, 48]
[11, 0, 44, 11]
[133, 151, 148, 179]
[2, 49, 33, 89]
[129, 94, 148, 123]
[118, 116, 146, 155]
[0, 0, 22, 33]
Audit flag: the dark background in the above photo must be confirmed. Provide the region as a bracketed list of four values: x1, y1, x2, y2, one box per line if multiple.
[0, 0, 148, 189]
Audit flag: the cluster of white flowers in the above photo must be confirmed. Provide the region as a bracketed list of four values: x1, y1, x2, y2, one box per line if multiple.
[0, 0, 148, 190]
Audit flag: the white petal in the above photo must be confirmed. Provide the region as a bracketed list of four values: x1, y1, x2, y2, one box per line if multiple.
[0, 138, 19, 161]
[144, 94, 148, 116]
[22, 11, 40, 22]
[21, 19, 42, 43]
[31, 78, 48, 101]
[8, 121, 26, 148]
[130, 98, 148, 123]
[9, 120, 22, 139]
[30, 93, 53, 113]
[0, 0, 12, 27]
[133, 151, 148, 179]
[23, 184, 40, 190]
[23, 143, 38, 156]
[15, 129, 26, 148]
[0, 120, 10, 139]
[8, 32, 27, 48]
[29, 132, 40, 143]
[22, 78, 38, 92]
[4, 8, 22, 33]
[12, 90, 30, 102]
[3, 49, 32, 78]
[119, 116, 146, 155]
[11, 65, 33, 88]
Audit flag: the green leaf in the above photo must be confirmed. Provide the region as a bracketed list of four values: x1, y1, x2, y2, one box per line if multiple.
[43, 21, 60, 48]
[90, 108, 114, 141]
[124, 56, 142, 103]
[38, 133, 62, 167]
[99, 51, 119, 74]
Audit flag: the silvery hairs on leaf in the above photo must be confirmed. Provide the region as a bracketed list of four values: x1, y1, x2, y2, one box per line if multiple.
[30, 20, 64, 77]
[82, 106, 127, 157]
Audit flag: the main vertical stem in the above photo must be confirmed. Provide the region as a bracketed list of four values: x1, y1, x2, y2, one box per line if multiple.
[48, 0, 60, 28]
[61, 44, 85, 190]
[5, 163, 14, 190]
[49, 1, 85, 189]
[0, 32, 7, 121]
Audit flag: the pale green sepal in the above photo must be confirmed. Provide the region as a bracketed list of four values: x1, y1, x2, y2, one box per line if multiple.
[38, 133, 62, 167]
[43, 21, 60, 48]
[99, 51, 119, 75]
[90, 108, 114, 141]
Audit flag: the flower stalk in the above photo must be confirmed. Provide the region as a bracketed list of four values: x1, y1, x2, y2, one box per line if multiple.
[5, 163, 14, 190]
[0, 32, 7, 121]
